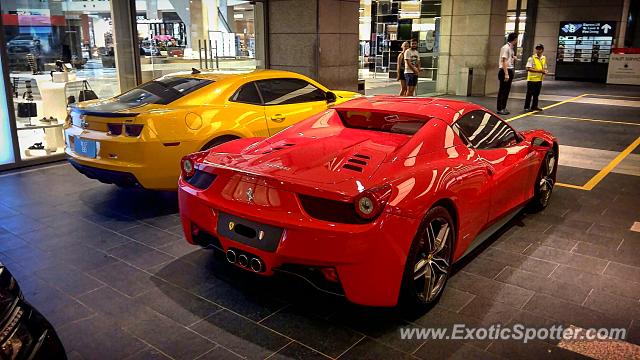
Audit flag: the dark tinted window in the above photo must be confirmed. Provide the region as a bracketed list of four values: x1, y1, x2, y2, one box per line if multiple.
[257, 79, 326, 105]
[454, 111, 518, 149]
[97, 76, 212, 110]
[231, 82, 262, 105]
[337, 110, 429, 135]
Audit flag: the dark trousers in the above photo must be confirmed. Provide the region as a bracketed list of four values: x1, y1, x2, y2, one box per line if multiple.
[497, 69, 514, 111]
[525, 81, 542, 109]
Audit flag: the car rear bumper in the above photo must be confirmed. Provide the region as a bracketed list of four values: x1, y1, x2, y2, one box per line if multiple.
[65, 126, 198, 190]
[68, 159, 141, 187]
[178, 181, 419, 307]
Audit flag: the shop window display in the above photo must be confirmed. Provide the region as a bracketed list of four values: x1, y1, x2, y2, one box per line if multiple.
[2, 0, 119, 161]
[135, 0, 264, 82]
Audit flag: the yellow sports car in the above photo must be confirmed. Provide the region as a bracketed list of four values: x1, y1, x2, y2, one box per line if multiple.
[65, 69, 359, 190]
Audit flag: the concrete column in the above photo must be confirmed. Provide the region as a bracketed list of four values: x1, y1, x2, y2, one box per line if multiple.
[110, 0, 141, 92]
[267, 0, 359, 91]
[437, 0, 508, 96]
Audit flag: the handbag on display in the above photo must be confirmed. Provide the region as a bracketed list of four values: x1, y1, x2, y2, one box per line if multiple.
[78, 80, 98, 102]
[17, 102, 37, 118]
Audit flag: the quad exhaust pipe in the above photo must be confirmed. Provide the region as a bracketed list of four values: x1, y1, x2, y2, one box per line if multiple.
[250, 258, 263, 273]
[226, 249, 263, 273]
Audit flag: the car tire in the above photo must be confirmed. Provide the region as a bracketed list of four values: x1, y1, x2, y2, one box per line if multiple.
[201, 135, 240, 151]
[399, 206, 454, 314]
[528, 149, 557, 212]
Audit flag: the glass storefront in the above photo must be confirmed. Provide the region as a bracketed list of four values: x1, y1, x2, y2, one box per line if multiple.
[1, 0, 119, 163]
[358, 0, 442, 96]
[135, 0, 264, 83]
[0, 0, 265, 169]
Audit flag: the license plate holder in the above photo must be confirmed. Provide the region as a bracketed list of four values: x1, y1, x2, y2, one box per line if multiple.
[74, 136, 97, 158]
[217, 212, 283, 252]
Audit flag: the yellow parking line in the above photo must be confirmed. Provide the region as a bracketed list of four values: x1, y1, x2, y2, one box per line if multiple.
[556, 182, 587, 190]
[505, 93, 588, 123]
[585, 93, 640, 99]
[532, 114, 640, 127]
[541, 93, 589, 111]
[505, 110, 536, 122]
[582, 136, 640, 190]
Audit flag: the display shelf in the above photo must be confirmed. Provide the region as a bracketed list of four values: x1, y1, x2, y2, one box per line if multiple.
[17, 123, 63, 131]
[22, 146, 66, 159]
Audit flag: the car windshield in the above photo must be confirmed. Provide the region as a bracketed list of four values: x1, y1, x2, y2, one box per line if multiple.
[337, 110, 430, 135]
[77, 76, 213, 112]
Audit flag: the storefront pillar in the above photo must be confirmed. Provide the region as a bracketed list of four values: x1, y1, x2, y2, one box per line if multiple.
[110, 0, 142, 92]
[437, 0, 508, 96]
[267, 0, 359, 91]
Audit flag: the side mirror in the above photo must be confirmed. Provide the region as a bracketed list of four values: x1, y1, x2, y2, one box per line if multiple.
[325, 91, 337, 103]
[531, 136, 551, 148]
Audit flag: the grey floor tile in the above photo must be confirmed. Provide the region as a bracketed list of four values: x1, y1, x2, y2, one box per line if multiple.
[495, 267, 591, 304]
[58, 315, 147, 360]
[523, 293, 629, 330]
[195, 346, 244, 360]
[260, 306, 364, 358]
[108, 242, 175, 270]
[190, 309, 290, 360]
[77, 286, 159, 328]
[88, 261, 158, 297]
[415, 341, 502, 360]
[582, 289, 640, 323]
[603, 261, 640, 283]
[448, 271, 535, 308]
[124, 347, 172, 360]
[134, 281, 221, 327]
[157, 238, 199, 258]
[126, 312, 216, 360]
[268, 341, 330, 360]
[551, 265, 640, 300]
[119, 224, 181, 248]
[338, 337, 413, 360]
[458, 296, 521, 325]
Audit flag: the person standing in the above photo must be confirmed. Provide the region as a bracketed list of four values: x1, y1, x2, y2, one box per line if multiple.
[524, 44, 548, 112]
[404, 39, 421, 97]
[497, 33, 518, 115]
[397, 41, 410, 96]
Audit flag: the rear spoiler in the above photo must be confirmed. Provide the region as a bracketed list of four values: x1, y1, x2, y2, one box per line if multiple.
[70, 107, 139, 118]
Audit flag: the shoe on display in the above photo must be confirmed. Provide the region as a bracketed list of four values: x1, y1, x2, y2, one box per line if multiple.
[28, 142, 45, 150]
[39, 117, 51, 123]
[49, 116, 58, 124]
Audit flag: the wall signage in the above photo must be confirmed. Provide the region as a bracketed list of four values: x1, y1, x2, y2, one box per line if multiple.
[557, 21, 615, 64]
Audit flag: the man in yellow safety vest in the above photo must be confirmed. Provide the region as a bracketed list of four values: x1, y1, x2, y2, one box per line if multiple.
[524, 43, 548, 112]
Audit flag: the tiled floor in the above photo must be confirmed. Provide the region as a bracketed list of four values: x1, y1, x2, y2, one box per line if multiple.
[0, 81, 639, 359]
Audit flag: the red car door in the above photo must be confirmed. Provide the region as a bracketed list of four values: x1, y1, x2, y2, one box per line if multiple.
[454, 111, 529, 223]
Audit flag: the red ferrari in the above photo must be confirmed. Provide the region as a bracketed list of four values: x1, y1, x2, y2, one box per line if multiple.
[178, 96, 558, 310]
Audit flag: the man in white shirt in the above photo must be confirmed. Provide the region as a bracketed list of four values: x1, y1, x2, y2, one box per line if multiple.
[403, 39, 421, 96]
[524, 43, 548, 111]
[497, 33, 518, 115]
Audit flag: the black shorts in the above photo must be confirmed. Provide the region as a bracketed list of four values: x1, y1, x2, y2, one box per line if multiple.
[398, 69, 405, 80]
[405, 73, 418, 86]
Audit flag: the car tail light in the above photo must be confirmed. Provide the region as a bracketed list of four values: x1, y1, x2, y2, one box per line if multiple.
[181, 151, 209, 180]
[107, 123, 123, 135]
[124, 124, 144, 137]
[354, 184, 392, 220]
